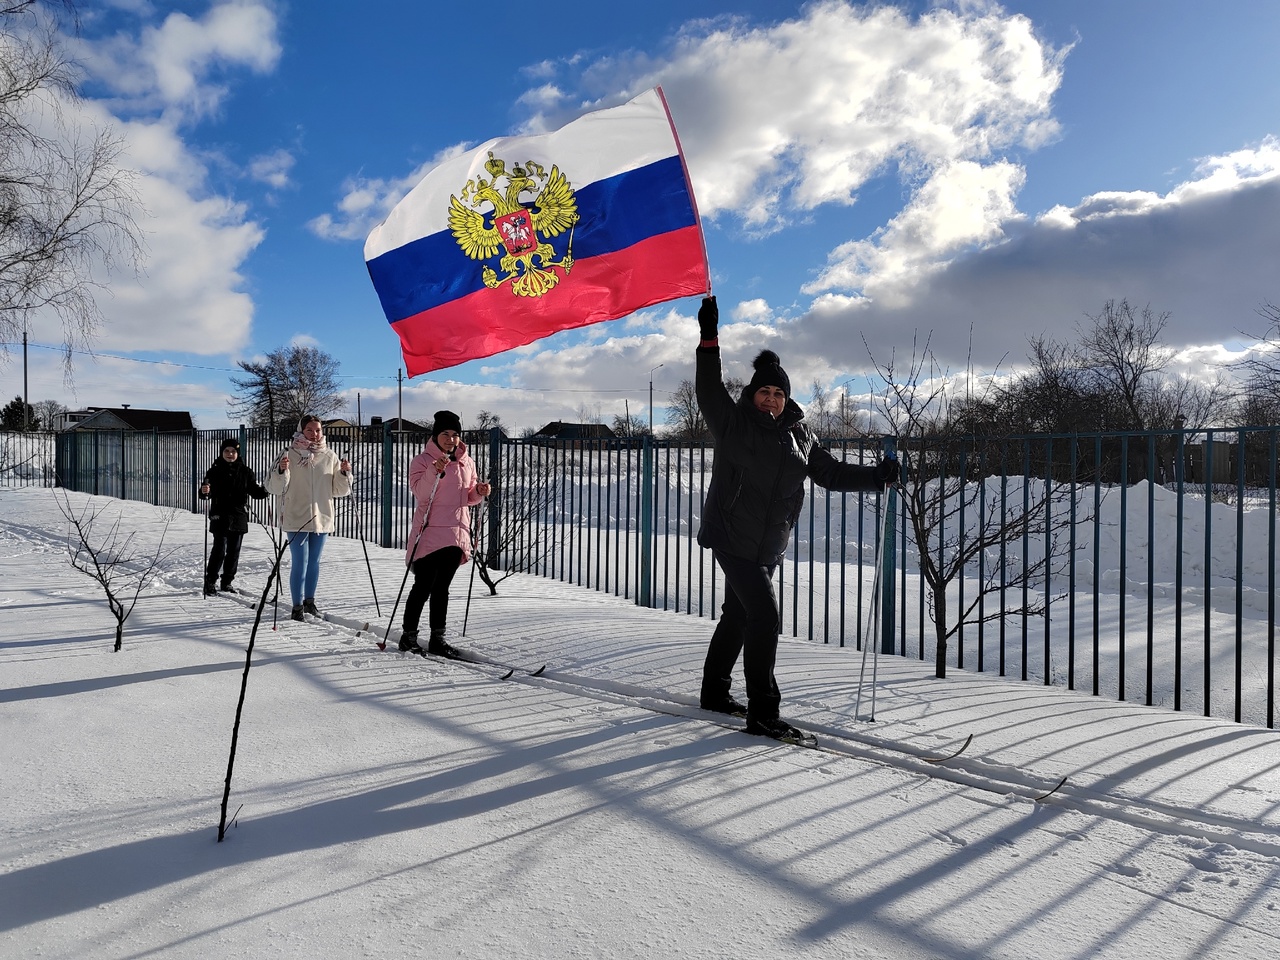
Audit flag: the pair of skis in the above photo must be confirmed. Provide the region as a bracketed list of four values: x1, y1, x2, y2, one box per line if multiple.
[386, 639, 545, 680]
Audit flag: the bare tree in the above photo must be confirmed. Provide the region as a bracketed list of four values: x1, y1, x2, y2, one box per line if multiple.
[1231, 302, 1280, 425]
[832, 387, 872, 437]
[981, 300, 1229, 443]
[55, 488, 174, 651]
[228, 345, 343, 434]
[472, 445, 559, 595]
[805, 380, 835, 437]
[32, 397, 66, 429]
[1076, 299, 1172, 430]
[574, 401, 603, 424]
[1, 4, 143, 361]
[611, 412, 649, 437]
[473, 409, 504, 432]
[871, 341, 1079, 679]
[665, 379, 708, 441]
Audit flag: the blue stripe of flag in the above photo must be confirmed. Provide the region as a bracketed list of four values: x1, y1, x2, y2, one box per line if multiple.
[367, 155, 696, 324]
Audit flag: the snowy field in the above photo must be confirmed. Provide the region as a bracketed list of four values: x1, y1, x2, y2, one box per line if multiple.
[3, 487, 1280, 959]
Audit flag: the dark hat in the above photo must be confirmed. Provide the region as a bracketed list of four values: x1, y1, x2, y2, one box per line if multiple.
[220, 437, 240, 452]
[431, 410, 463, 443]
[745, 350, 790, 400]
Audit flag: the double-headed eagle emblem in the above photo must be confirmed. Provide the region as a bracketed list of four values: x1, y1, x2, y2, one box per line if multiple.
[448, 152, 579, 298]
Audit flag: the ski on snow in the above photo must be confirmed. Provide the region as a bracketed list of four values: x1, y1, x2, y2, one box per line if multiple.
[383, 640, 545, 679]
[752, 728, 818, 749]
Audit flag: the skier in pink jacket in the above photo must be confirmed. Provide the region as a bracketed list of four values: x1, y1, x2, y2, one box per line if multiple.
[398, 411, 491, 657]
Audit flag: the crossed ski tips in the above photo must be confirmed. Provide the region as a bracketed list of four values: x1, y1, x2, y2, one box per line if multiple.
[456, 649, 546, 678]
[385, 640, 545, 679]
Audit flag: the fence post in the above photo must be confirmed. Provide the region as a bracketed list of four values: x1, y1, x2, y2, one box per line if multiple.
[880, 435, 897, 654]
[487, 426, 502, 568]
[380, 419, 394, 547]
[190, 429, 199, 512]
[639, 435, 654, 608]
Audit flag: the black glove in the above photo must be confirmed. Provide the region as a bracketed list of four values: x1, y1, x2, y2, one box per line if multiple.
[875, 457, 900, 487]
[698, 296, 718, 341]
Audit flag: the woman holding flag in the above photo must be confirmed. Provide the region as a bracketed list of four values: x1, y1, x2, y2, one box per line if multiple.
[398, 411, 491, 658]
[694, 296, 899, 744]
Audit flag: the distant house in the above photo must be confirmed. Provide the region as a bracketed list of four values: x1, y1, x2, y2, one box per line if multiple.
[361, 415, 432, 441]
[63, 406, 195, 432]
[319, 417, 357, 444]
[532, 421, 617, 443]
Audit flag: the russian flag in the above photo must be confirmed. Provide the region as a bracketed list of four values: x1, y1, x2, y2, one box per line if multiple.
[365, 88, 709, 377]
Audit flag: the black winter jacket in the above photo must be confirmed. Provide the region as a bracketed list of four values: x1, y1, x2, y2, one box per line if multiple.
[696, 344, 882, 565]
[200, 457, 270, 535]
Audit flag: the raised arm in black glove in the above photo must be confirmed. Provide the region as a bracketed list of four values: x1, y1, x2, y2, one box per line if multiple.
[874, 457, 900, 488]
[698, 295, 718, 342]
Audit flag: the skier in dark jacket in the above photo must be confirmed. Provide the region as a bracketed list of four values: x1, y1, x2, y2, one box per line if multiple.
[199, 437, 270, 595]
[695, 295, 899, 743]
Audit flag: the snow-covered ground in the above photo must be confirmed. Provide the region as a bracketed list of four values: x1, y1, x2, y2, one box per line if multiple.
[3, 487, 1280, 959]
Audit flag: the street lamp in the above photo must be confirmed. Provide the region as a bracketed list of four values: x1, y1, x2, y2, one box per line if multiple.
[23, 324, 29, 431]
[19, 307, 31, 431]
[648, 363, 664, 436]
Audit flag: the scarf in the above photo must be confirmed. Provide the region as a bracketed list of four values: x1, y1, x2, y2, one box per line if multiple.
[291, 431, 326, 467]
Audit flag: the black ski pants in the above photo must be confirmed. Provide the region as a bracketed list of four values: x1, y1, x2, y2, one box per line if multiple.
[206, 530, 245, 588]
[402, 546, 464, 635]
[701, 549, 782, 721]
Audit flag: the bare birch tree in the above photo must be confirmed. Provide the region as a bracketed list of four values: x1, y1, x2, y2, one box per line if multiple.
[872, 339, 1080, 679]
[228, 345, 344, 434]
[55, 489, 174, 651]
[1, 4, 143, 361]
[472, 444, 560, 595]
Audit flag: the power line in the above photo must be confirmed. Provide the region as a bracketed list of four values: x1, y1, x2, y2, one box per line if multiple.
[1, 339, 667, 395]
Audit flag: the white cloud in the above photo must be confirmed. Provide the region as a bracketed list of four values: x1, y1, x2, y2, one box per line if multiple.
[310, 145, 473, 242]
[561, 1, 1061, 229]
[804, 159, 1025, 302]
[84, 0, 282, 121]
[787, 139, 1280, 379]
[46, 3, 283, 357]
[248, 148, 295, 189]
[99, 118, 264, 355]
[323, 1, 1063, 244]
[515, 83, 567, 112]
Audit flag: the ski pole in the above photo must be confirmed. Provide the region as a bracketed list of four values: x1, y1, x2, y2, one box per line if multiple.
[201, 471, 212, 599]
[271, 447, 289, 630]
[855, 447, 899, 721]
[462, 504, 479, 636]
[381, 470, 442, 651]
[854, 490, 889, 720]
[271, 503, 283, 630]
[346, 450, 380, 617]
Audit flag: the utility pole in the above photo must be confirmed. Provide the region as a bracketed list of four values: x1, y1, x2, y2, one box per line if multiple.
[648, 363, 664, 436]
[22, 326, 29, 431]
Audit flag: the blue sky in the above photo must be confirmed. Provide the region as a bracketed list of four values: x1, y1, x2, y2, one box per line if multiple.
[5, 0, 1280, 432]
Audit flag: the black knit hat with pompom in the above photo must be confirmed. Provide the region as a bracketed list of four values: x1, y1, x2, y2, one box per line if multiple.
[745, 350, 790, 400]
